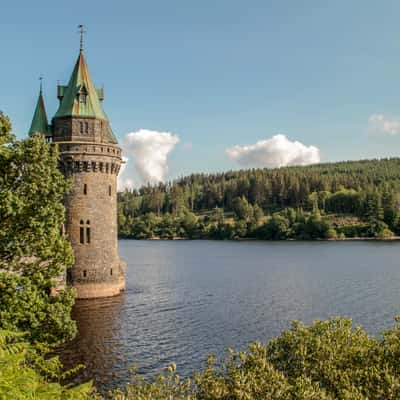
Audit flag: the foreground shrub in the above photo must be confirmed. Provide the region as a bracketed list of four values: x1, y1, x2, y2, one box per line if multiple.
[0, 330, 94, 400]
[107, 317, 400, 400]
[4, 316, 400, 399]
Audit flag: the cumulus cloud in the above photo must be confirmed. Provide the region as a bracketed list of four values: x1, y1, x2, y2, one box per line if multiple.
[122, 129, 179, 184]
[226, 134, 320, 168]
[117, 157, 135, 191]
[368, 114, 400, 135]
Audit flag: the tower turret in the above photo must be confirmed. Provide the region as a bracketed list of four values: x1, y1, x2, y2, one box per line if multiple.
[50, 43, 125, 299]
[29, 80, 51, 141]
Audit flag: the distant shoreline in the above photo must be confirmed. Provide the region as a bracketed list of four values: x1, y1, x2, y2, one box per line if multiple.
[119, 236, 400, 242]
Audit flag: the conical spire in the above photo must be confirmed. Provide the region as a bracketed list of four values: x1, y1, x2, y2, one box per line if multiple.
[54, 50, 108, 120]
[29, 82, 50, 136]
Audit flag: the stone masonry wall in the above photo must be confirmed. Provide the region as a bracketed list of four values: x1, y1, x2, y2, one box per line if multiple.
[60, 143, 125, 299]
[53, 117, 113, 143]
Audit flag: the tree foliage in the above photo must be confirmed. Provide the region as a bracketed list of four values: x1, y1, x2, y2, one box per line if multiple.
[118, 159, 400, 240]
[108, 317, 400, 400]
[0, 330, 94, 400]
[0, 112, 76, 344]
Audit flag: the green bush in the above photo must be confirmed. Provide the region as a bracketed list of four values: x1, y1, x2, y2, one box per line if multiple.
[0, 330, 94, 400]
[107, 317, 400, 400]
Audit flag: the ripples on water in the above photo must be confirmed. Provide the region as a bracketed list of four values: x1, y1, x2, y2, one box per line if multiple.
[58, 240, 400, 392]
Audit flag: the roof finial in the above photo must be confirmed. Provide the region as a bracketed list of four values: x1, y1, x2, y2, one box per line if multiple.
[39, 75, 43, 94]
[78, 24, 86, 51]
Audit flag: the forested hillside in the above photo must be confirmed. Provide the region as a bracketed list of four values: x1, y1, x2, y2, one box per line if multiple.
[118, 159, 400, 240]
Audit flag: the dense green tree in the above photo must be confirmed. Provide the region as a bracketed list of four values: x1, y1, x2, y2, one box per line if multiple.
[180, 211, 199, 238]
[0, 112, 76, 344]
[232, 196, 253, 220]
[301, 212, 336, 240]
[252, 204, 264, 225]
[258, 215, 290, 240]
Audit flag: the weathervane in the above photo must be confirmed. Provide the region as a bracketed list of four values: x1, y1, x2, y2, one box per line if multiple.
[78, 24, 86, 51]
[39, 75, 43, 94]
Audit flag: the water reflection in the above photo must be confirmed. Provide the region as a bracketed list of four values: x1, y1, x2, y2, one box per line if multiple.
[57, 240, 400, 393]
[59, 294, 128, 390]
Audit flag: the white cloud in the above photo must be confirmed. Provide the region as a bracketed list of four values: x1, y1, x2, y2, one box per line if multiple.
[226, 134, 320, 168]
[122, 129, 179, 185]
[368, 114, 400, 135]
[117, 157, 135, 191]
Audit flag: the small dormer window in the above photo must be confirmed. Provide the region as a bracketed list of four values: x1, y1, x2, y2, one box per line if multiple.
[78, 86, 88, 104]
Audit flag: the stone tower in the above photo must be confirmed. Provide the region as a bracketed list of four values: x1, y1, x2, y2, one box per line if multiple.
[29, 45, 126, 299]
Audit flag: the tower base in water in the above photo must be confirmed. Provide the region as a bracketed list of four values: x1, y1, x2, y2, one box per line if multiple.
[72, 259, 126, 299]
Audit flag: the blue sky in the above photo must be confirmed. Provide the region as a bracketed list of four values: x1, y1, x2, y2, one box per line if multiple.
[2, 0, 400, 185]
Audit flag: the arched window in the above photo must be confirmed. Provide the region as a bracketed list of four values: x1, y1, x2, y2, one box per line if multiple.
[79, 220, 91, 244]
[83, 270, 87, 278]
[79, 121, 84, 134]
[80, 222, 84, 244]
[83, 184, 87, 195]
[86, 220, 90, 244]
[85, 122, 89, 133]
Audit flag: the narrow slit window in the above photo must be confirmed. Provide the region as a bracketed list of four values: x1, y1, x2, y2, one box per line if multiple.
[85, 122, 89, 133]
[83, 270, 87, 278]
[109, 185, 112, 196]
[80, 121, 84, 134]
[80, 227, 84, 244]
[110, 268, 113, 276]
[83, 184, 87, 195]
[86, 227, 91, 244]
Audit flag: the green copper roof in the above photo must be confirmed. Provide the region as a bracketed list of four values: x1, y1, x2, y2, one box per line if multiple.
[54, 50, 107, 119]
[53, 50, 118, 144]
[29, 90, 49, 136]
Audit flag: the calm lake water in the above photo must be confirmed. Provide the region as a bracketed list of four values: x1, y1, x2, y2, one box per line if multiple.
[59, 240, 400, 392]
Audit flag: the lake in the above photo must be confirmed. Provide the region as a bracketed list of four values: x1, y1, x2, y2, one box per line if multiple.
[59, 240, 400, 392]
